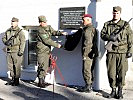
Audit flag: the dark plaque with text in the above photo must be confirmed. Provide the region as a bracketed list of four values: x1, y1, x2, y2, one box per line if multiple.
[59, 7, 85, 30]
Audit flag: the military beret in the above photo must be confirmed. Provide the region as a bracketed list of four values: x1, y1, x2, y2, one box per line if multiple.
[113, 6, 121, 12]
[82, 14, 92, 18]
[11, 17, 19, 22]
[38, 15, 47, 22]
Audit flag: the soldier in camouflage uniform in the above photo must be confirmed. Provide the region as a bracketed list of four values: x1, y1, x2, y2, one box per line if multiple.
[2, 17, 26, 86]
[101, 6, 133, 99]
[36, 15, 67, 88]
[78, 14, 98, 93]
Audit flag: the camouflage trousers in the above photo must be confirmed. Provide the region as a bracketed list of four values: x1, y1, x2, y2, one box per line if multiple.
[106, 53, 128, 88]
[7, 52, 23, 78]
[82, 56, 93, 85]
[37, 51, 50, 79]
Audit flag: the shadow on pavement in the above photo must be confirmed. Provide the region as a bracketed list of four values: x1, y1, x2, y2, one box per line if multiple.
[0, 77, 112, 100]
[96, 90, 110, 98]
[59, 84, 112, 99]
[0, 77, 68, 100]
[14, 82, 69, 100]
[23, 81, 102, 100]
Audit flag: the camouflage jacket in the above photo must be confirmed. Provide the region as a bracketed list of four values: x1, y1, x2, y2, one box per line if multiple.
[2, 26, 26, 53]
[36, 25, 61, 54]
[82, 24, 98, 59]
[101, 19, 133, 53]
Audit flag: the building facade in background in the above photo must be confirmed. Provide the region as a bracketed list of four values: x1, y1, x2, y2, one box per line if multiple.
[0, 0, 132, 90]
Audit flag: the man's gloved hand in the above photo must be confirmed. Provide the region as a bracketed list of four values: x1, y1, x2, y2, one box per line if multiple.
[109, 34, 117, 42]
[126, 52, 132, 58]
[95, 51, 99, 58]
[18, 52, 23, 56]
[61, 32, 68, 35]
[60, 44, 65, 49]
[5, 40, 12, 46]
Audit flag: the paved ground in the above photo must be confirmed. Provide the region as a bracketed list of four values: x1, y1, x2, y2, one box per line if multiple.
[0, 77, 133, 100]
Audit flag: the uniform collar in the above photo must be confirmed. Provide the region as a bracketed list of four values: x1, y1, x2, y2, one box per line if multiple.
[109, 19, 123, 27]
[40, 25, 49, 31]
[10, 26, 19, 31]
[85, 23, 92, 27]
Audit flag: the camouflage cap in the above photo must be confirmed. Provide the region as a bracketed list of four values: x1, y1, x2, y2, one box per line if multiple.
[11, 17, 19, 22]
[113, 6, 121, 12]
[38, 15, 47, 22]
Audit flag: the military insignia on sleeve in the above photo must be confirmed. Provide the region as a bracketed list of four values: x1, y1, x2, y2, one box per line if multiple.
[42, 34, 49, 39]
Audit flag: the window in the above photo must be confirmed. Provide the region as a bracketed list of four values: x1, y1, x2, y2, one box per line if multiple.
[28, 29, 37, 65]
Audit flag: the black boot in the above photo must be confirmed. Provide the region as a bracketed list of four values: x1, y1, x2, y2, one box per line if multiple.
[12, 78, 19, 86]
[117, 87, 123, 99]
[5, 77, 14, 85]
[108, 88, 117, 98]
[38, 78, 46, 88]
[78, 84, 92, 93]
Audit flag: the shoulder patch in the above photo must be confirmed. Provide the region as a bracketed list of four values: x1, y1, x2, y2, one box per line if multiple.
[42, 34, 49, 39]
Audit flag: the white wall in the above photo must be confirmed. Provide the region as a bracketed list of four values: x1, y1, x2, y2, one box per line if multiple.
[0, 0, 90, 32]
[0, 0, 132, 90]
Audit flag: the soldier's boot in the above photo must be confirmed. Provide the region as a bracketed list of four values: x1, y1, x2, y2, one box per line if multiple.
[5, 77, 14, 85]
[78, 84, 92, 93]
[117, 87, 123, 99]
[12, 78, 19, 86]
[108, 88, 117, 98]
[38, 78, 46, 88]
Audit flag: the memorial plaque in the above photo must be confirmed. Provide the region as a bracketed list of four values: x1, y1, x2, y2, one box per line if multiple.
[59, 7, 85, 30]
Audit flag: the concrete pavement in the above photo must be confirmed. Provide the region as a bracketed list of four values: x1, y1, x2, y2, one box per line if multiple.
[0, 77, 133, 100]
